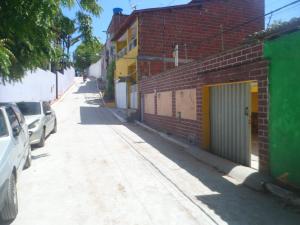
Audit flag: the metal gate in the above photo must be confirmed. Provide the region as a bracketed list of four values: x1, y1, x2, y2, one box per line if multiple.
[115, 81, 127, 109]
[210, 82, 251, 166]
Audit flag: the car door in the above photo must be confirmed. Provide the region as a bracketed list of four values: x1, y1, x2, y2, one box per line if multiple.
[12, 105, 29, 162]
[0, 109, 11, 191]
[5, 107, 23, 171]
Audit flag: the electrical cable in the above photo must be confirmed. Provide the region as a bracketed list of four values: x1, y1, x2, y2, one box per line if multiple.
[197, 0, 300, 47]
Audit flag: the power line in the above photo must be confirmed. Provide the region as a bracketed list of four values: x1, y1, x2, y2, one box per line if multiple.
[223, 0, 300, 36]
[75, 0, 84, 11]
[193, 0, 300, 49]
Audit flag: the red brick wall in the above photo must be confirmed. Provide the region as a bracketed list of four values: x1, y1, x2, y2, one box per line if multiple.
[140, 44, 269, 172]
[108, 14, 129, 36]
[137, 0, 264, 77]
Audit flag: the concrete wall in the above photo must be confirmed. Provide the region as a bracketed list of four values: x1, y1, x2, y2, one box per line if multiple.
[140, 44, 269, 172]
[88, 59, 102, 79]
[0, 67, 75, 102]
[130, 84, 138, 109]
[265, 30, 300, 188]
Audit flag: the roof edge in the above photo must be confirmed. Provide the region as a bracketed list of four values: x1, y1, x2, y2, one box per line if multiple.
[111, 2, 203, 41]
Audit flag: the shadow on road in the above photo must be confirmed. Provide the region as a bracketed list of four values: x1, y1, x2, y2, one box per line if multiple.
[123, 123, 300, 225]
[76, 80, 300, 224]
[74, 80, 98, 94]
[79, 106, 120, 125]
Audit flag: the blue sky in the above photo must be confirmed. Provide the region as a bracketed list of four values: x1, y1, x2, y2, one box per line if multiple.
[63, 0, 300, 53]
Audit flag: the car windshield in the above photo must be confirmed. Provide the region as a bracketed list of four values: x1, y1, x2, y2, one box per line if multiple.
[17, 102, 41, 116]
[0, 110, 8, 138]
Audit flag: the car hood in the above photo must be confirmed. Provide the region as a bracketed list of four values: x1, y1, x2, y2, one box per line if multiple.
[24, 115, 42, 125]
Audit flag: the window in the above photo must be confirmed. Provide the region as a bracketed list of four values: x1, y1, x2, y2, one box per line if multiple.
[0, 110, 8, 137]
[17, 102, 41, 115]
[12, 105, 25, 125]
[5, 107, 20, 130]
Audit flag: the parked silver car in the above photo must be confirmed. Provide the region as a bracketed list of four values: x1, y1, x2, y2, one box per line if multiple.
[0, 103, 31, 221]
[16, 102, 57, 147]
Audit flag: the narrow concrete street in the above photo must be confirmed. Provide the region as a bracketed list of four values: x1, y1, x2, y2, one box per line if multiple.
[6, 79, 300, 225]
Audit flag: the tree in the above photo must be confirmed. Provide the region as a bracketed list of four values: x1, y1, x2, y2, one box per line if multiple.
[0, 0, 102, 82]
[73, 38, 103, 73]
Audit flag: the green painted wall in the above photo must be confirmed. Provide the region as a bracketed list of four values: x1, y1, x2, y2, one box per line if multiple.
[264, 30, 300, 188]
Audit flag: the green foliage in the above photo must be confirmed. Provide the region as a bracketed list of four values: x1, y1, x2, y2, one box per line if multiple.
[106, 61, 115, 100]
[80, 0, 102, 16]
[0, 0, 59, 81]
[0, 39, 15, 80]
[77, 12, 93, 42]
[0, 0, 102, 82]
[73, 38, 103, 72]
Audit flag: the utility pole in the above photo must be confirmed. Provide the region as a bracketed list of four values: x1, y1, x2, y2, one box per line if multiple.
[55, 68, 58, 100]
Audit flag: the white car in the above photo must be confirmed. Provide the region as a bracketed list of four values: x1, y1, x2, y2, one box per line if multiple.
[17, 102, 57, 147]
[0, 103, 31, 221]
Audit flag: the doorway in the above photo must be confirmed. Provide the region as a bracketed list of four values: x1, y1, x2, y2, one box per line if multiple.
[207, 81, 259, 169]
[250, 82, 259, 170]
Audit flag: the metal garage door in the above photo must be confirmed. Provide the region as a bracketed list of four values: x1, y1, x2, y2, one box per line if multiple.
[210, 82, 251, 166]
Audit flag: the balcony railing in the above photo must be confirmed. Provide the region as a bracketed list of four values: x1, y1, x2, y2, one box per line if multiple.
[116, 38, 137, 60]
[117, 47, 127, 59]
[128, 38, 137, 51]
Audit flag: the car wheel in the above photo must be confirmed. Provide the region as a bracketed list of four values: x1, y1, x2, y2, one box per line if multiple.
[24, 147, 32, 169]
[52, 119, 57, 134]
[37, 129, 45, 148]
[0, 173, 18, 221]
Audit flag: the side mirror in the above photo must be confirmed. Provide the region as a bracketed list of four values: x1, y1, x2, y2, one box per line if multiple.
[13, 126, 21, 137]
[45, 111, 52, 116]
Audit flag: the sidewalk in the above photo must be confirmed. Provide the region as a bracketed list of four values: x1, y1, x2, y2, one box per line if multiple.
[108, 107, 273, 192]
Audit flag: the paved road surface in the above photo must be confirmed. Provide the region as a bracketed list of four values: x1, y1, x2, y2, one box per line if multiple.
[5, 79, 300, 225]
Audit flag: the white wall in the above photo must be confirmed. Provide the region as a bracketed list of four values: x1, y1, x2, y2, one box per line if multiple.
[88, 59, 102, 79]
[130, 84, 138, 109]
[115, 81, 127, 109]
[0, 67, 75, 102]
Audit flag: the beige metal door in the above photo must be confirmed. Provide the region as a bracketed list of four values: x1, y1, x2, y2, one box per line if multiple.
[210, 82, 251, 166]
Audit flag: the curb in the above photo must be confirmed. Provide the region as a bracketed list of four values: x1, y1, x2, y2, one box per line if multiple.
[134, 121, 273, 192]
[135, 121, 190, 149]
[108, 107, 297, 201]
[107, 108, 127, 123]
[51, 82, 76, 107]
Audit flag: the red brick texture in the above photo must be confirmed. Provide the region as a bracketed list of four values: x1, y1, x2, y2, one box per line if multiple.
[139, 44, 270, 172]
[137, 0, 264, 77]
[108, 14, 129, 36]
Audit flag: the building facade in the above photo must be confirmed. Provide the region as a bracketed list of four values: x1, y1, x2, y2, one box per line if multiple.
[140, 44, 268, 172]
[139, 16, 300, 182]
[264, 23, 300, 188]
[112, 0, 264, 111]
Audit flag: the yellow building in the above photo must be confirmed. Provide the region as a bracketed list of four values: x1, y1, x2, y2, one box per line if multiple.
[113, 20, 138, 109]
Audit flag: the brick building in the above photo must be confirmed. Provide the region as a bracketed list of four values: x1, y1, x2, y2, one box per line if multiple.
[139, 19, 300, 177]
[111, 0, 264, 110]
[140, 44, 269, 172]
